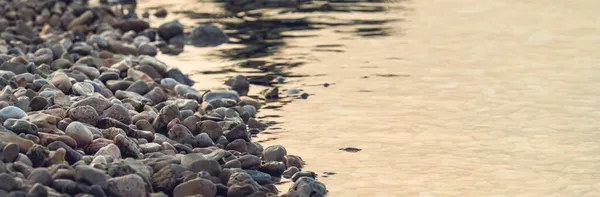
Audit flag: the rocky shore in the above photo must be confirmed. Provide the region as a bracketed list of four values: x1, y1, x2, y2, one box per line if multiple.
[0, 0, 325, 196]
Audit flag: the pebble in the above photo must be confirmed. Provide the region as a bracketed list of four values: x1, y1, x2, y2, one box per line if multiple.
[154, 8, 168, 18]
[65, 121, 93, 147]
[3, 119, 38, 135]
[107, 174, 147, 197]
[28, 168, 52, 186]
[75, 165, 108, 188]
[0, 106, 27, 120]
[262, 145, 287, 162]
[291, 171, 317, 182]
[286, 177, 327, 197]
[1, 143, 19, 163]
[0, 173, 16, 191]
[282, 167, 300, 179]
[173, 178, 217, 197]
[189, 24, 229, 47]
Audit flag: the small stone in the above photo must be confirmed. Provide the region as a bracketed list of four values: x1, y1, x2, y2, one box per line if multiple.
[247, 118, 268, 131]
[263, 145, 287, 162]
[114, 134, 142, 159]
[154, 8, 168, 18]
[89, 184, 107, 197]
[225, 75, 249, 96]
[153, 104, 179, 133]
[245, 170, 274, 185]
[28, 183, 48, 197]
[50, 72, 72, 94]
[0, 173, 16, 191]
[284, 155, 305, 169]
[25, 144, 49, 167]
[286, 177, 326, 197]
[195, 133, 215, 147]
[107, 174, 147, 197]
[30, 96, 48, 111]
[291, 171, 317, 182]
[138, 43, 158, 57]
[173, 178, 216, 197]
[75, 165, 108, 188]
[84, 138, 113, 155]
[158, 20, 184, 41]
[71, 97, 112, 116]
[261, 87, 279, 99]
[189, 159, 221, 176]
[226, 139, 248, 153]
[300, 93, 309, 99]
[1, 143, 19, 163]
[94, 144, 121, 162]
[65, 121, 93, 147]
[259, 161, 286, 177]
[50, 148, 67, 165]
[140, 142, 162, 153]
[28, 168, 52, 186]
[282, 167, 300, 179]
[237, 155, 261, 170]
[67, 106, 98, 125]
[4, 119, 38, 135]
[227, 183, 259, 197]
[0, 106, 27, 120]
[224, 124, 250, 142]
[227, 172, 253, 186]
[198, 120, 223, 141]
[126, 80, 151, 95]
[102, 104, 132, 125]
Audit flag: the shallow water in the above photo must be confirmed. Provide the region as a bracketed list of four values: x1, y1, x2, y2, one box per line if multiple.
[140, 0, 600, 196]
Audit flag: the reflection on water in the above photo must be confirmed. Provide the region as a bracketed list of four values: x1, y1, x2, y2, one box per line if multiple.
[177, 0, 403, 86]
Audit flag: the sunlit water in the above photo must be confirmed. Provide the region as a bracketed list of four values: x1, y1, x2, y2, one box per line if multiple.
[139, 0, 600, 196]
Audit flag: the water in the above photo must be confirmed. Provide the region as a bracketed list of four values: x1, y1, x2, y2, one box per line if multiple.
[139, 0, 600, 196]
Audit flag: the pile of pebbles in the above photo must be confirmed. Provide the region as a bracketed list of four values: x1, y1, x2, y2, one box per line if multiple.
[0, 0, 325, 197]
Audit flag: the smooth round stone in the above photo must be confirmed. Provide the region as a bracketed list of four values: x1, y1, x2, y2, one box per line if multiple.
[50, 72, 72, 94]
[263, 145, 287, 162]
[189, 24, 229, 47]
[160, 78, 180, 90]
[65, 121, 93, 147]
[0, 106, 27, 120]
[138, 43, 158, 56]
[300, 93, 309, 99]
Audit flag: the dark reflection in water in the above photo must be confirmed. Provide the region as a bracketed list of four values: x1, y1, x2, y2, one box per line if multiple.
[178, 0, 404, 86]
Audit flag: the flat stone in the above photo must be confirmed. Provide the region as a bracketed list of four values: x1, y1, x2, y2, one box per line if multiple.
[107, 174, 147, 197]
[173, 178, 216, 197]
